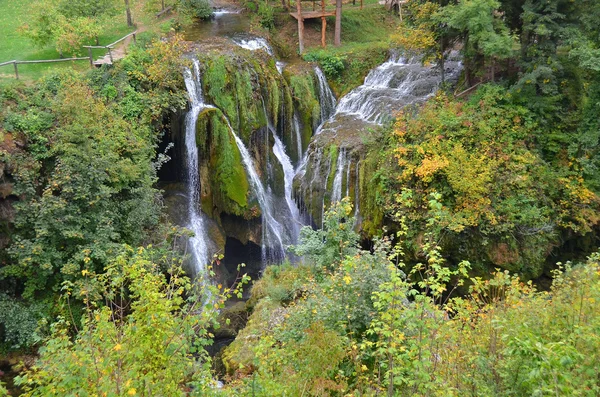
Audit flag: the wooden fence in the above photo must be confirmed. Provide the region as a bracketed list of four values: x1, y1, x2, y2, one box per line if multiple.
[0, 31, 138, 79]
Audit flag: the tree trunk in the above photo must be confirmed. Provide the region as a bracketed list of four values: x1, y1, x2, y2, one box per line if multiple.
[124, 0, 133, 27]
[297, 0, 304, 54]
[334, 0, 342, 46]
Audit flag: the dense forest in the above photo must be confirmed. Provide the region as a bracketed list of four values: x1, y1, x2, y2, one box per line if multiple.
[1, 0, 600, 396]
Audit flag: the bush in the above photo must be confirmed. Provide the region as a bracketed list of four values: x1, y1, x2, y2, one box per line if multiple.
[178, 0, 213, 20]
[0, 294, 46, 351]
[304, 51, 347, 80]
[257, 1, 275, 29]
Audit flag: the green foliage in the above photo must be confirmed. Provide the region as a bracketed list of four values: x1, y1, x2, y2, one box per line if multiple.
[19, 0, 120, 56]
[381, 86, 598, 277]
[257, 1, 275, 30]
[0, 294, 46, 351]
[15, 246, 249, 396]
[0, 38, 188, 300]
[304, 51, 347, 80]
[178, 0, 213, 20]
[292, 198, 359, 269]
[223, 201, 393, 393]
[303, 44, 388, 96]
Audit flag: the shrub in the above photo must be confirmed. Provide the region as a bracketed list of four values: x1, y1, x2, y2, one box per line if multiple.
[257, 1, 275, 30]
[178, 0, 213, 20]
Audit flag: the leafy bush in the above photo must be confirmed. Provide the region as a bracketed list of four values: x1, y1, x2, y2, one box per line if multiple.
[178, 0, 213, 20]
[15, 247, 248, 395]
[257, 1, 275, 30]
[304, 51, 347, 80]
[0, 294, 46, 351]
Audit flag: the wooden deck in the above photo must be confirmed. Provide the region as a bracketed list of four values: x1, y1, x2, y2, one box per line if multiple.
[290, 10, 336, 19]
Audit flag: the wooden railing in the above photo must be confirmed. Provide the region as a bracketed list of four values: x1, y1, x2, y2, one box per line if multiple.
[0, 57, 89, 80]
[83, 31, 138, 66]
[0, 31, 138, 79]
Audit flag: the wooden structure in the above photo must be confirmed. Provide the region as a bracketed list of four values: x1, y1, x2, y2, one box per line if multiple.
[291, 0, 339, 54]
[0, 31, 139, 79]
[83, 31, 137, 67]
[0, 57, 89, 80]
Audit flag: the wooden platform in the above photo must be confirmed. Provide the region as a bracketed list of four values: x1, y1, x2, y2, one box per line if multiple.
[290, 10, 336, 19]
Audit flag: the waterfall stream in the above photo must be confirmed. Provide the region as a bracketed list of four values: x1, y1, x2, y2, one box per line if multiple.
[180, 48, 461, 270]
[183, 60, 213, 273]
[272, 134, 302, 242]
[335, 52, 462, 125]
[314, 66, 337, 127]
[331, 149, 347, 203]
[228, 123, 286, 264]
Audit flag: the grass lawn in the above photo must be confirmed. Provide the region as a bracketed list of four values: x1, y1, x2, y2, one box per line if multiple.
[0, 0, 138, 84]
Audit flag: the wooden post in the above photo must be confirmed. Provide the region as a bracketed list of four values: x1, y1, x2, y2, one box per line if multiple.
[13, 61, 18, 80]
[321, 0, 326, 48]
[108, 47, 113, 63]
[297, 1, 305, 54]
[334, 0, 342, 46]
[88, 47, 94, 68]
[360, 0, 363, 10]
[321, 17, 327, 47]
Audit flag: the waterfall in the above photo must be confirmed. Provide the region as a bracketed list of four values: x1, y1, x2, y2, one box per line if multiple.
[335, 52, 462, 124]
[222, 117, 286, 264]
[232, 37, 273, 55]
[331, 149, 347, 203]
[314, 66, 337, 125]
[183, 60, 213, 273]
[293, 113, 303, 162]
[272, 135, 302, 241]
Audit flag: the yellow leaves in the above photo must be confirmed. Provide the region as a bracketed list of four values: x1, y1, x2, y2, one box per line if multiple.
[127, 388, 136, 396]
[415, 154, 449, 183]
[113, 343, 122, 352]
[343, 275, 352, 285]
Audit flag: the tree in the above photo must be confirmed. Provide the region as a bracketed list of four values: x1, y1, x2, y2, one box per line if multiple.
[124, 0, 133, 26]
[437, 0, 518, 82]
[334, 0, 342, 46]
[20, 0, 118, 56]
[15, 247, 247, 396]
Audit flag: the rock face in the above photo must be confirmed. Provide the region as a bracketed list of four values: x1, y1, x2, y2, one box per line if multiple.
[161, 44, 325, 280]
[294, 52, 463, 230]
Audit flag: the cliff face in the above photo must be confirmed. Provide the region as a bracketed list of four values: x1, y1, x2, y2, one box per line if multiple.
[162, 46, 323, 271]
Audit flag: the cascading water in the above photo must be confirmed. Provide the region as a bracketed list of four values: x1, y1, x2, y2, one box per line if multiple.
[228, 124, 287, 264]
[295, 51, 462, 226]
[272, 135, 302, 242]
[331, 149, 347, 203]
[183, 60, 213, 273]
[293, 113, 303, 162]
[232, 37, 274, 55]
[314, 66, 337, 126]
[335, 52, 462, 125]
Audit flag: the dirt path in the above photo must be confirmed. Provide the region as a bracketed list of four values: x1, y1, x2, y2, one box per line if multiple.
[94, 24, 148, 66]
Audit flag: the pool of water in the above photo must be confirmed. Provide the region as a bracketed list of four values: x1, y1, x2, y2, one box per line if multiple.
[183, 11, 251, 41]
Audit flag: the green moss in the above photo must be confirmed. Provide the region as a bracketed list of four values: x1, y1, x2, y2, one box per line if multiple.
[196, 108, 250, 217]
[358, 153, 384, 237]
[326, 144, 338, 192]
[287, 71, 320, 149]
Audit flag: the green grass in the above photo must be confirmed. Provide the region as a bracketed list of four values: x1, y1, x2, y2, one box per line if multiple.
[0, 0, 134, 83]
